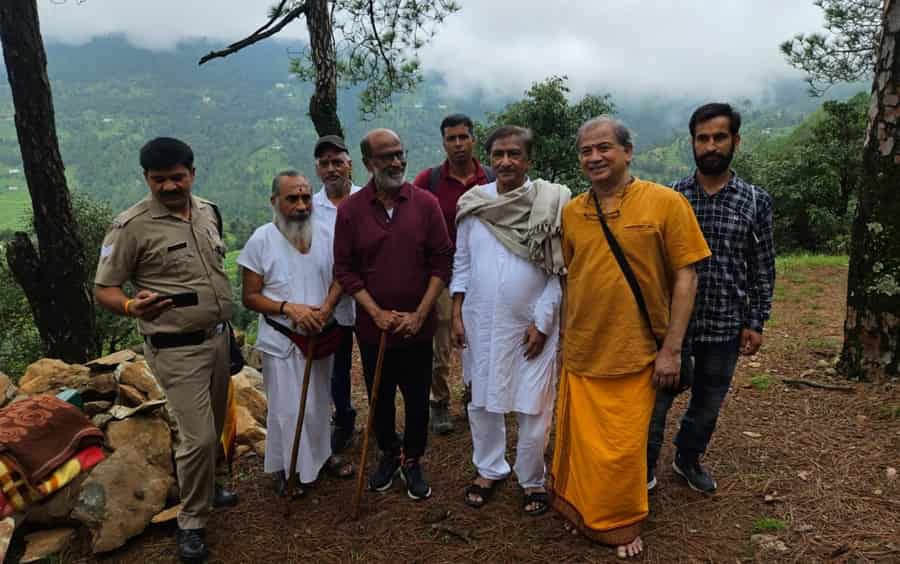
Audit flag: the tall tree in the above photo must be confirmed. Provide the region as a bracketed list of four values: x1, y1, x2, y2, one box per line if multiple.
[0, 0, 97, 363]
[476, 76, 613, 191]
[839, 0, 900, 380]
[781, 0, 883, 95]
[199, 0, 459, 137]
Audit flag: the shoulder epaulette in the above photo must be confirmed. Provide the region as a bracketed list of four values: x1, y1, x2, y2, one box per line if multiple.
[111, 200, 150, 228]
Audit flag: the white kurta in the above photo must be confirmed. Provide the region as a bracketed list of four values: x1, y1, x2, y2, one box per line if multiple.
[237, 222, 335, 481]
[450, 181, 562, 416]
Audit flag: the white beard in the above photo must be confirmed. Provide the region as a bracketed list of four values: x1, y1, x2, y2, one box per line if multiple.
[273, 209, 313, 251]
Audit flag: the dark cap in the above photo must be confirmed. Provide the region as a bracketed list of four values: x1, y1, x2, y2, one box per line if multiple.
[314, 135, 349, 157]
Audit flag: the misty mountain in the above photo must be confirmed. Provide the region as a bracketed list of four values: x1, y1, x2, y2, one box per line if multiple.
[0, 36, 862, 246]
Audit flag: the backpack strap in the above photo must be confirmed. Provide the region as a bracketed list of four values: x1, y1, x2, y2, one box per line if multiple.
[427, 165, 442, 194]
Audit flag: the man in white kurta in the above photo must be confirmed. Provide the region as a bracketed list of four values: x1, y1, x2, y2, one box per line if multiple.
[238, 171, 346, 491]
[451, 125, 569, 515]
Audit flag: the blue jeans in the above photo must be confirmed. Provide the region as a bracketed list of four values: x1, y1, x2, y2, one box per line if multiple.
[331, 327, 356, 430]
[647, 334, 741, 471]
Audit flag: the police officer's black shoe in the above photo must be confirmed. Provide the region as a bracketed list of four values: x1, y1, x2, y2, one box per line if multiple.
[177, 528, 208, 562]
[212, 484, 239, 508]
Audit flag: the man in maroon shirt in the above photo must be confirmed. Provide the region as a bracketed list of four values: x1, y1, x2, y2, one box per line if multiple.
[334, 128, 453, 500]
[412, 114, 495, 435]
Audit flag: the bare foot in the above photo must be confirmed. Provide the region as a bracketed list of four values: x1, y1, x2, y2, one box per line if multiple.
[562, 520, 580, 536]
[616, 536, 643, 559]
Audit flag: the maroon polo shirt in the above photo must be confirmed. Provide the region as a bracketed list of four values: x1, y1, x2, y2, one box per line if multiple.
[334, 180, 453, 347]
[412, 158, 491, 249]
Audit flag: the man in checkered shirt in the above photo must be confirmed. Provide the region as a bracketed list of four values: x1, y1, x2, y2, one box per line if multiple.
[647, 103, 775, 494]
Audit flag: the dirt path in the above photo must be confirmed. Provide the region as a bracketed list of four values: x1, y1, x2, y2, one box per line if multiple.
[72, 263, 900, 563]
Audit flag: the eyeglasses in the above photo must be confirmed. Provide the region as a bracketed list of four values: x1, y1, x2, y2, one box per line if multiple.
[370, 150, 408, 164]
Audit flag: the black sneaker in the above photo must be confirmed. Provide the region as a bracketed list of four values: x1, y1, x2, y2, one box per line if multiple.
[212, 484, 239, 508]
[177, 528, 208, 562]
[400, 458, 432, 500]
[672, 452, 717, 493]
[368, 452, 401, 492]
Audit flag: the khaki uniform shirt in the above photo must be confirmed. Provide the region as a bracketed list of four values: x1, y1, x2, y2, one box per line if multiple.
[95, 195, 233, 335]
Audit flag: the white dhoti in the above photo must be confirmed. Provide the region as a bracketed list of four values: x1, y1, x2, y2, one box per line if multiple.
[261, 351, 334, 483]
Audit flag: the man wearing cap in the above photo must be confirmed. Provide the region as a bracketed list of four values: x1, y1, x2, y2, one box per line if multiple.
[94, 137, 237, 563]
[412, 113, 495, 434]
[311, 135, 363, 453]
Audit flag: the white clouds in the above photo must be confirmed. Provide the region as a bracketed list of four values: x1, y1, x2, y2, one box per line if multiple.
[37, 0, 826, 98]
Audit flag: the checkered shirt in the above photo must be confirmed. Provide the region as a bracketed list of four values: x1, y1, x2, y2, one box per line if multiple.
[671, 172, 776, 343]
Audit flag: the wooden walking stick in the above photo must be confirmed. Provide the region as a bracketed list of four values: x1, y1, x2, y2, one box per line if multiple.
[350, 331, 387, 520]
[285, 334, 317, 509]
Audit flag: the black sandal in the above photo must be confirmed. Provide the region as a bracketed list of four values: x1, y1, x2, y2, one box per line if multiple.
[323, 456, 355, 479]
[464, 477, 504, 508]
[523, 490, 550, 516]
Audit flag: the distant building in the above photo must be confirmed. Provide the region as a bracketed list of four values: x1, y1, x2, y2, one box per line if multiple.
[8, 168, 20, 175]
[7, 186, 19, 191]
[275, 117, 285, 123]
[202, 96, 212, 104]
[102, 117, 113, 123]
[275, 83, 287, 89]
[438, 104, 448, 110]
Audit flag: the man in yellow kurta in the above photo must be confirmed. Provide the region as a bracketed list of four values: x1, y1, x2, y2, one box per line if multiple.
[550, 116, 710, 559]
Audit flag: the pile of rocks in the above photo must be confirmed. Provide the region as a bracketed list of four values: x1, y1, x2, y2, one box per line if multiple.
[0, 347, 268, 560]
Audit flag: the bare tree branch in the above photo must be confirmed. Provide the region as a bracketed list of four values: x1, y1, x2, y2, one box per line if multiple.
[198, 1, 308, 65]
[367, 0, 395, 82]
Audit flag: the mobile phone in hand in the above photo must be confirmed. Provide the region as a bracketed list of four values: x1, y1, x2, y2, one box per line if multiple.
[152, 292, 199, 308]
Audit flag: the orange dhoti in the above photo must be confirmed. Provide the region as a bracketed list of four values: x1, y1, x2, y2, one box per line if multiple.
[549, 364, 656, 545]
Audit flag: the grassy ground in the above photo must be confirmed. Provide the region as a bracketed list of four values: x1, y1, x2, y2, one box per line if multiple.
[0, 187, 30, 231]
[52, 257, 900, 563]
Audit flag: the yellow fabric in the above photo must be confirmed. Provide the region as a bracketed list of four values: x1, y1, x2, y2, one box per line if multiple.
[562, 179, 711, 377]
[550, 365, 656, 544]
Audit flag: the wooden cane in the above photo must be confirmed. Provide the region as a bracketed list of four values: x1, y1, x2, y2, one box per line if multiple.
[285, 334, 317, 502]
[350, 331, 387, 520]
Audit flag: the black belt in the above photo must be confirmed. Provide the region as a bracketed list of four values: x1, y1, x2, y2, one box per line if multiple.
[146, 323, 225, 349]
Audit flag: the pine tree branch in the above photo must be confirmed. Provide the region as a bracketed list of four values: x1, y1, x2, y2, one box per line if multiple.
[198, 1, 308, 65]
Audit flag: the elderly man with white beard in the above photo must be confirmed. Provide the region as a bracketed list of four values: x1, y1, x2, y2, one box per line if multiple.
[238, 170, 354, 497]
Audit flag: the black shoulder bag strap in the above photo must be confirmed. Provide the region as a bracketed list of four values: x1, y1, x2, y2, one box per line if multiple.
[589, 189, 662, 351]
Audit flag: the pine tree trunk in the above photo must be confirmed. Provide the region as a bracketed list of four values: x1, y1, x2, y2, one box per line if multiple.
[0, 0, 97, 363]
[306, 0, 343, 137]
[840, 0, 900, 380]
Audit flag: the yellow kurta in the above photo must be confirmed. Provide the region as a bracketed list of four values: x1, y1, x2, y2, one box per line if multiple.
[550, 179, 711, 545]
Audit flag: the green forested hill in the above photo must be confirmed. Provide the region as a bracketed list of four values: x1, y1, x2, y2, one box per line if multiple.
[0, 36, 864, 246]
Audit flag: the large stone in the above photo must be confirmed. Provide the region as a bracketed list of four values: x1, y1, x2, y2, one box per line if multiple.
[84, 400, 113, 416]
[233, 371, 267, 426]
[21, 528, 76, 563]
[235, 405, 266, 446]
[0, 372, 15, 407]
[86, 349, 136, 371]
[81, 372, 118, 402]
[117, 383, 146, 407]
[237, 365, 264, 392]
[106, 416, 173, 475]
[26, 474, 87, 526]
[116, 361, 163, 400]
[18, 359, 90, 395]
[72, 447, 174, 554]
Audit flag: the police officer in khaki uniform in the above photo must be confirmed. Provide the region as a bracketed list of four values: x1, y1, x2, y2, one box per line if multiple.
[94, 137, 236, 563]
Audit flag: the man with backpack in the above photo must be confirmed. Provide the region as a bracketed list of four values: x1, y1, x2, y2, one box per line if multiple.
[412, 113, 495, 435]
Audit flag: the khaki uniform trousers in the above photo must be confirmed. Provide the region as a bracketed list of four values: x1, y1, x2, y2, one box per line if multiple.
[430, 288, 453, 404]
[144, 329, 230, 530]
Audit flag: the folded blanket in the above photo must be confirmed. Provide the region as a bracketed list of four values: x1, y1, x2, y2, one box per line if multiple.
[0, 394, 104, 486]
[0, 445, 104, 518]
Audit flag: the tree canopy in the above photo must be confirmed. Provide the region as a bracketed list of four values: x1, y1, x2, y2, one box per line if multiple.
[781, 0, 882, 95]
[476, 76, 613, 192]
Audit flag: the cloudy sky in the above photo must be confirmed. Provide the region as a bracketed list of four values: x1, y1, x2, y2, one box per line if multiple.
[37, 0, 825, 99]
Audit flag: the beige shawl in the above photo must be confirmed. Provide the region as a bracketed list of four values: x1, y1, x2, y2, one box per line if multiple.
[456, 179, 571, 275]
